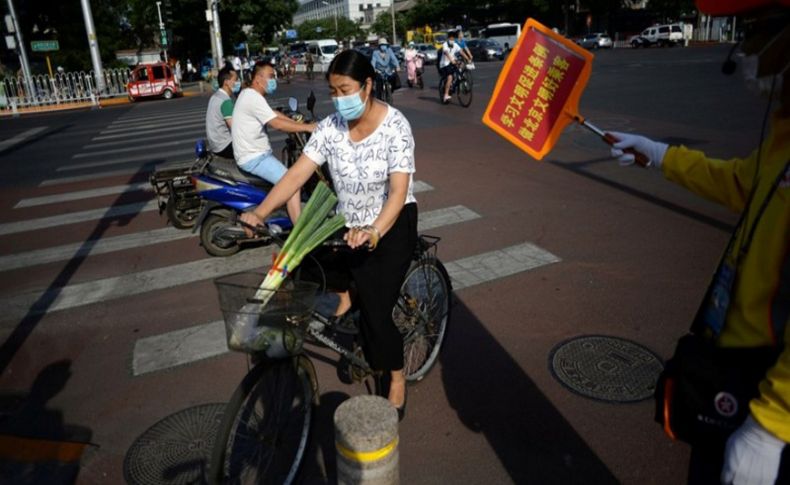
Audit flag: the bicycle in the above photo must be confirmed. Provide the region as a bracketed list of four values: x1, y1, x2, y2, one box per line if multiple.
[208, 233, 452, 484]
[375, 70, 394, 105]
[438, 60, 473, 108]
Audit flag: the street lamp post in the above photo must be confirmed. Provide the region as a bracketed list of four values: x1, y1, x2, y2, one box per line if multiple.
[321, 1, 338, 38]
[390, 0, 396, 45]
[5, 0, 34, 100]
[155, 1, 168, 63]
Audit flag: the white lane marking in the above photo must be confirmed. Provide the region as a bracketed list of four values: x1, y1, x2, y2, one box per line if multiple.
[4, 179, 434, 238]
[85, 128, 205, 149]
[0, 227, 192, 272]
[0, 200, 158, 236]
[0, 246, 277, 322]
[445, 242, 561, 291]
[99, 118, 205, 135]
[92, 122, 205, 141]
[417, 205, 479, 231]
[57, 150, 192, 171]
[0, 127, 48, 152]
[1, 200, 458, 275]
[108, 109, 206, 126]
[131, 241, 559, 375]
[14, 183, 151, 208]
[133, 320, 228, 376]
[73, 140, 195, 159]
[40, 168, 150, 187]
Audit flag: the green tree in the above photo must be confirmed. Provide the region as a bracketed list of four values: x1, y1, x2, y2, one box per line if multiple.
[369, 11, 409, 44]
[223, 0, 299, 46]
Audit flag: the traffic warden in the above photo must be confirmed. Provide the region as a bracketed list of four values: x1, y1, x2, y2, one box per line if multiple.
[609, 1, 790, 483]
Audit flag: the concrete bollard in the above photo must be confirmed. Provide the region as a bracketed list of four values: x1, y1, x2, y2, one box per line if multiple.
[334, 395, 399, 485]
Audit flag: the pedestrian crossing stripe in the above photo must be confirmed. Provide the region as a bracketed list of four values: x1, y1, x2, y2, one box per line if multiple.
[0, 204, 473, 272]
[131, 241, 560, 376]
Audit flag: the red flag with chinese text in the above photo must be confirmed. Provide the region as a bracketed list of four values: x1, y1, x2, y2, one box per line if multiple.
[483, 19, 594, 160]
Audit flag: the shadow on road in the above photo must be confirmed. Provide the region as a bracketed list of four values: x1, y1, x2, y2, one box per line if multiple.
[0, 163, 154, 374]
[440, 299, 619, 484]
[0, 360, 93, 484]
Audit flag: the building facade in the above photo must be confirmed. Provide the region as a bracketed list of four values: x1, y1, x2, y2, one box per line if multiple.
[293, 0, 392, 26]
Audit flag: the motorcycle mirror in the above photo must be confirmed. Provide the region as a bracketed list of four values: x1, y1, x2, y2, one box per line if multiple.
[288, 97, 298, 112]
[307, 91, 316, 112]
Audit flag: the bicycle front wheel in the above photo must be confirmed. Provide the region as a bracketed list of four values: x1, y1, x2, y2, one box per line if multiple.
[393, 258, 451, 382]
[385, 81, 393, 105]
[209, 356, 317, 485]
[457, 72, 473, 107]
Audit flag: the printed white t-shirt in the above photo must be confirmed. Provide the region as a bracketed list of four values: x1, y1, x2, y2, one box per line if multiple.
[232, 88, 277, 165]
[303, 105, 416, 227]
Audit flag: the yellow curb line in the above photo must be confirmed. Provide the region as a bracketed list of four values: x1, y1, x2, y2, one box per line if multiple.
[0, 435, 86, 463]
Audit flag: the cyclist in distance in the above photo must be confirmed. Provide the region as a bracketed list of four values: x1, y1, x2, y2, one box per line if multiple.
[240, 50, 417, 418]
[371, 37, 400, 100]
[439, 31, 463, 103]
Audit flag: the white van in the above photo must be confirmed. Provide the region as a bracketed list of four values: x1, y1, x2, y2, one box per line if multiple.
[306, 39, 339, 64]
[631, 23, 683, 47]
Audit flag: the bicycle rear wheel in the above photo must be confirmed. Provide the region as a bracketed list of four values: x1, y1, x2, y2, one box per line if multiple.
[457, 72, 473, 107]
[393, 258, 451, 382]
[209, 356, 317, 485]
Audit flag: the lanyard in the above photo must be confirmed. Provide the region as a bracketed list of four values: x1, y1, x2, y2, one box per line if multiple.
[691, 159, 790, 336]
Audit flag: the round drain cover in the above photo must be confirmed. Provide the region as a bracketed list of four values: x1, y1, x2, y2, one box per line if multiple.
[549, 335, 664, 403]
[123, 403, 225, 485]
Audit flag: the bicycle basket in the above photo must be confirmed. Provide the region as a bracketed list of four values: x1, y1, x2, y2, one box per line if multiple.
[214, 271, 319, 356]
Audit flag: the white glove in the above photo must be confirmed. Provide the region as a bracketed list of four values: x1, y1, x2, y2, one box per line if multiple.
[608, 131, 669, 168]
[722, 415, 786, 485]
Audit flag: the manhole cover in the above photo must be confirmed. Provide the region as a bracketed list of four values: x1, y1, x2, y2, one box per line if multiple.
[123, 403, 225, 485]
[549, 335, 664, 403]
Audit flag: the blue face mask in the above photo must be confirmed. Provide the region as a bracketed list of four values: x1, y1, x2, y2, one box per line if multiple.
[380, 45, 387, 52]
[333, 89, 367, 121]
[232, 81, 241, 94]
[266, 78, 277, 94]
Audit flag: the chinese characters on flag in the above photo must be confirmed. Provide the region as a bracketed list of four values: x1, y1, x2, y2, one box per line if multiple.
[483, 19, 593, 160]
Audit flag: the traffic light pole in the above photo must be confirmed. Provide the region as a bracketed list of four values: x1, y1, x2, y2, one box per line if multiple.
[156, 1, 168, 63]
[5, 0, 35, 100]
[212, 0, 223, 68]
[80, 0, 106, 94]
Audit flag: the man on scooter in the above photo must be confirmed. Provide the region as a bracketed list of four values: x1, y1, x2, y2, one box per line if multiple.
[232, 61, 316, 223]
[205, 65, 239, 159]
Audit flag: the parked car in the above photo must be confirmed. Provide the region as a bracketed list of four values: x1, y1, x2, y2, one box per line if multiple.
[127, 62, 182, 101]
[577, 33, 613, 50]
[415, 43, 438, 64]
[630, 23, 683, 47]
[466, 38, 504, 61]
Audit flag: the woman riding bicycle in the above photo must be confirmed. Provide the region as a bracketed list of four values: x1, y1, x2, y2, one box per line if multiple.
[371, 38, 400, 100]
[240, 49, 417, 418]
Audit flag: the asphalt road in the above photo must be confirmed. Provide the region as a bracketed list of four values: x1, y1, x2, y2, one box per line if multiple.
[0, 43, 770, 484]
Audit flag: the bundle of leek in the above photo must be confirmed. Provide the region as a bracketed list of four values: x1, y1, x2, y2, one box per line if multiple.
[254, 181, 345, 307]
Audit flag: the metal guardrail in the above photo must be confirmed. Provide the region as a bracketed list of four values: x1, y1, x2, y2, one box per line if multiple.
[0, 67, 132, 110]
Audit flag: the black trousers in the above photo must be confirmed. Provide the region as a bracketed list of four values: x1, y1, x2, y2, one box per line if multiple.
[304, 203, 418, 371]
[212, 142, 234, 160]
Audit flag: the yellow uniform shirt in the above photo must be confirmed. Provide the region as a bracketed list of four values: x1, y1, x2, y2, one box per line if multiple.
[661, 113, 790, 441]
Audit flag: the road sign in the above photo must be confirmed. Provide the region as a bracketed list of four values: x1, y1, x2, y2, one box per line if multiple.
[286, 29, 297, 39]
[5, 35, 15, 50]
[160, 30, 168, 47]
[31, 40, 59, 52]
[482, 18, 593, 160]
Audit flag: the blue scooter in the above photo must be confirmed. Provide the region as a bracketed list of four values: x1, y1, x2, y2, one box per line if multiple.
[191, 95, 323, 257]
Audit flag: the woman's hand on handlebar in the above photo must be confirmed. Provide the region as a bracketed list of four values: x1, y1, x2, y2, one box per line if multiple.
[344, 225, 380, 251]
[240, 211, 264, 238]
